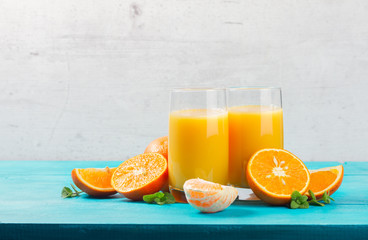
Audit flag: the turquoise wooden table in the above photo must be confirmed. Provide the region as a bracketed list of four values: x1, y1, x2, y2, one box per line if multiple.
[0, 161, 367, 240]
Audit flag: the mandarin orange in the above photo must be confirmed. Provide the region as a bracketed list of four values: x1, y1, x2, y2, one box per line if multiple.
[144, 136, 168, 161]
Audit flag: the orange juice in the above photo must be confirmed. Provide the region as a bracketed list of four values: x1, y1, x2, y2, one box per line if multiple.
[228, 105, 283, 187]
[169, 109, 229, 194]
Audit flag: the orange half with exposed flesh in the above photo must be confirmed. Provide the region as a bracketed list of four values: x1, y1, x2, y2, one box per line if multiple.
[246, 148, 310, 205]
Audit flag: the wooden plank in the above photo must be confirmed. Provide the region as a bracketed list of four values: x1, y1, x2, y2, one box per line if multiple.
[0, 161, 366, 224]
[0, 161, 367, 240]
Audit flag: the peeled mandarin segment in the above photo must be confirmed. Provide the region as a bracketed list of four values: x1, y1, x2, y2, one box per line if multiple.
[111, 153, 168, 201]
[183, 179, 238, 213]
[306, 165, 344, 199]
[71, 167, 117, 197]
[246, 149, 310, 205]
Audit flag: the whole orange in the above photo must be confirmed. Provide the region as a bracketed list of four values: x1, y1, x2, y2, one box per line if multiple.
[144, 136, 168, 161]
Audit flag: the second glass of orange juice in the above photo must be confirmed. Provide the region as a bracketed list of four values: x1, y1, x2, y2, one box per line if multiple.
[169, 88, 228, 203]
[227, 87, 284, 188]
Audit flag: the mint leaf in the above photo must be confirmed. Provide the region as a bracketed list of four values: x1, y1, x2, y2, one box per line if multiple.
[290, 190, 336, 209]
[309, 199, 325, 206]
[322, 192, 330, 204]
[154, 197, 166, 205]
[321, 191, 335, 204]
[309, 190, 317, 201]
[290, 192, 309, 209]
[164, 192, 175, 204]
[290, 201, 300, 209]
[291, 191, 302, 201]
[299, 201, 309, 209]
[61, 187, 73, 198]
[62, 184, 83, 198]
[143, 192, 165, 203]
[70, 184, 81, 196]
[300, 195, 308, 203]
[308, 190, 324, 205]
[143, 192, 176, 205]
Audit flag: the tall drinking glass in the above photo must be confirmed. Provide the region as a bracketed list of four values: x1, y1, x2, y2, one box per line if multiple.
[227, 87, 283, 188]
[169, 88, 229, 203]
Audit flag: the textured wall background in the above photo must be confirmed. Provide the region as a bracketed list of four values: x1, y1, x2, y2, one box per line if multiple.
[1, 0, 367, 161]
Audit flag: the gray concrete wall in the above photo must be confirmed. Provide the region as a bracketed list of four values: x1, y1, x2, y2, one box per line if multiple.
[1, 0, 367, 161]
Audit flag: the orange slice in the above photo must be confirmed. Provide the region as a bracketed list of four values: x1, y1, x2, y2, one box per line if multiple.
[111, 153, 168, 201]
[183, 178, 238, 213]
[71, 167, 117, 197]
[144, 136, 168, 161]
[306, 165, 344, 199]
[246, 149, 310, 205]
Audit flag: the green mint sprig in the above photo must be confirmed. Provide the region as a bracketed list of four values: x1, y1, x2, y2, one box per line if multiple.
[290, 191, 309, 209]
[290, 190, 335, 209]
[308, 190, 334, 205]
[61, 184, 83, 198]
[143, 192, 175, 205]
[308, 190, 324, 206]
[322, 191, 335, 204]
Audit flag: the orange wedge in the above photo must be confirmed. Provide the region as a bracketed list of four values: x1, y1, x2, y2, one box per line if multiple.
[183, 178, 238, 213]
[306, 165, 344, 199]
[111, 153, 168, 201]
[71, 167, 117, 197]
[246, 149, 310, 205]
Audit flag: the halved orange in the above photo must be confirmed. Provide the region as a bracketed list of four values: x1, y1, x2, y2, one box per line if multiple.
[71, 167, 117, 197]
[306, 165, 344, 199]
[246, 149, 310, 205]
[184, 178, 238, 213]
[111, 153, 168, 201]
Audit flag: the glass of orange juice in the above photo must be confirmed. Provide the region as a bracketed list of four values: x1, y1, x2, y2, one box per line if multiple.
[169, 88, 229, 203]
[227, 87, 283, 188]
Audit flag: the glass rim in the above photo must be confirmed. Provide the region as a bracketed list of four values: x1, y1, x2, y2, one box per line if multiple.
[171, 88, 226, 92]
[227, 86, 281, 91]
